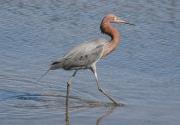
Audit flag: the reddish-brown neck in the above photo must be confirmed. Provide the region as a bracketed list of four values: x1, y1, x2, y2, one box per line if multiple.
[100, 19, 121, 57]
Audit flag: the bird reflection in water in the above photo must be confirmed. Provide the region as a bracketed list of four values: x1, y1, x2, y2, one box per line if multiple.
[65, 85, 118, 125]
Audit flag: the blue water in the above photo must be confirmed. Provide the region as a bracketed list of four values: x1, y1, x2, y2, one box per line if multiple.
[0, 0, 180, 125]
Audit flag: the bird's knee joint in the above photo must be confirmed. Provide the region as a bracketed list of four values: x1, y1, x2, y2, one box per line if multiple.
[67, 82, 71, 86]
[98, 88, 103, 92]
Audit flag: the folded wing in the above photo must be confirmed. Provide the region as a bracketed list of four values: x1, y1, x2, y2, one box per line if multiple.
[50, 39, 106, 70]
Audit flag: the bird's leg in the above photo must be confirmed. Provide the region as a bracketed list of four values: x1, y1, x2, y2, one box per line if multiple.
[66, 70, 77, 106]
[67, 70, 77, 87]
[65, 94, 70, 125]
[66, 70, 77, 124]
[90, 64, 119, 105]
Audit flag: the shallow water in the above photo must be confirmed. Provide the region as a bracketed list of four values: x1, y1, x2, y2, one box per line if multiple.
[0, 0, 180, 125]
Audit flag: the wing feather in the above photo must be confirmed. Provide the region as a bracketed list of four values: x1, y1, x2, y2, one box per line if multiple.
[62, 40, 106, 70]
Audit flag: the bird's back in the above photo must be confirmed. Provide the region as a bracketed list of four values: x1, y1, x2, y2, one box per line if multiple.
[50, 39, 106, 70]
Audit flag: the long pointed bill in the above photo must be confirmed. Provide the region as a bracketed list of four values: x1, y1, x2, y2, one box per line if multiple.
[124, 22, 135, 26]
[116, 18, 135, 26]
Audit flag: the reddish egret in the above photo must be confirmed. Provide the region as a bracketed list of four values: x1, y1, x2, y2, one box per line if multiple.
[45, 14, 134, 105]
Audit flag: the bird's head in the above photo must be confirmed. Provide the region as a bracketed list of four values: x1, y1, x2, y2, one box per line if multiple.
[102, 14, 135, 25]
[100, 14, 134, 34]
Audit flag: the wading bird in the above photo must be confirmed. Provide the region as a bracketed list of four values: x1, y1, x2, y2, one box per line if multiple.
[42, 14, 134, 105]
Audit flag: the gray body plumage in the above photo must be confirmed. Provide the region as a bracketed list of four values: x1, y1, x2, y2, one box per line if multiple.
[50, 39, 106, 70]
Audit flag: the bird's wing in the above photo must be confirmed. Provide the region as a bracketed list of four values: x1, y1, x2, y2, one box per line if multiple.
[62, 39, 106, 70]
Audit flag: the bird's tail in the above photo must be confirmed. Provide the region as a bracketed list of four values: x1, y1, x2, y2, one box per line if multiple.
[37, 59, 64, 82]
[50, 59, 64, 70]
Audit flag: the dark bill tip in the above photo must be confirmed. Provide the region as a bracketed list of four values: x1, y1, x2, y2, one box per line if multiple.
[125, 22, 135, 26]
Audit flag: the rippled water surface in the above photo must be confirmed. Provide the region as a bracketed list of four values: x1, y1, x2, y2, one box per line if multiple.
[0, 0, 180, 125]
